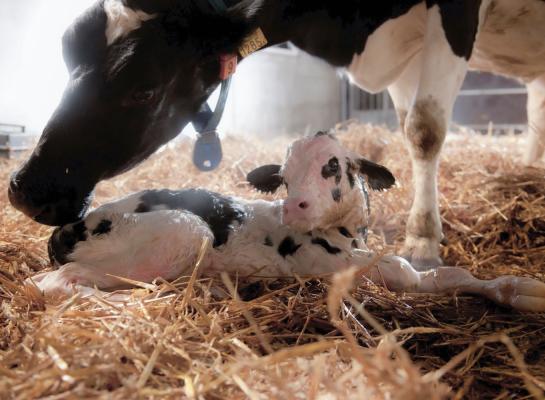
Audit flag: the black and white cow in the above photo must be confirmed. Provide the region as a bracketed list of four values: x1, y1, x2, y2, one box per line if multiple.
[9, 0, 545, 269]
[29, 134, 545, 312]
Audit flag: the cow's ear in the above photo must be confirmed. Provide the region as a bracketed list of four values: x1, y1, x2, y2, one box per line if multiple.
[356, 158, 396, 191]
[199, 2, 263, 55]
[247, 164, 283, 193]
[164, 1, 262, 56]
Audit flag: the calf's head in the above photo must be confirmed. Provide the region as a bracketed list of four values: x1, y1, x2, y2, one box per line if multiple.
[247, 132, 396, 231]
[9, 0, 259, 225]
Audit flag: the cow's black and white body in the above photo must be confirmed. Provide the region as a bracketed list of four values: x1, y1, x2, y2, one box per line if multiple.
[9, 0, 545, 270]
[30, 134, 545, 312]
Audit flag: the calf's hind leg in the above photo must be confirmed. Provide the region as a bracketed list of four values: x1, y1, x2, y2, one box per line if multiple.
[27, 262, 127, 300]
[31, 210, 214, 299]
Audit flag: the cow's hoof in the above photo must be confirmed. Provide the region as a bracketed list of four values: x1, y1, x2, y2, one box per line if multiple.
[401, 236, 442, 271]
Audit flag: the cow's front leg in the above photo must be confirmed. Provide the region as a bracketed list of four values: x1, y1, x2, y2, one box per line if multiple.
[393, 4, 480, 269]
[523, 74, 545, 165]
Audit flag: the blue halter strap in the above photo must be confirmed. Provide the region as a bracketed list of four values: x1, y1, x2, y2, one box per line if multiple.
[192, 0, 234, 171]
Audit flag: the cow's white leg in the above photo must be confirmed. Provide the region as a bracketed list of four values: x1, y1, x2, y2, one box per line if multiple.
[396, 5, 473, 269]
[387, 51, 422, 135]
[523, 74, 545, 165]
[352, 252, 545, 312]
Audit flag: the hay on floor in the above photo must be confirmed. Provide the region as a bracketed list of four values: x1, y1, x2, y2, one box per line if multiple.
[1, 123, 544, 399]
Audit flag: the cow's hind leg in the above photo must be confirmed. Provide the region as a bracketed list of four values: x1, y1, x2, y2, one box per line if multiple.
[523, 74, 545, 165]
[391, 3, 481, 269]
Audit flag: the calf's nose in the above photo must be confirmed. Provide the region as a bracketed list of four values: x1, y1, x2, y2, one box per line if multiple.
[282, 197, 311, 224]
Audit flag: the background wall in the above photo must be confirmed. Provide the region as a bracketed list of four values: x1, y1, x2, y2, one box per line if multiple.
[220, 46, 342, 138]
[0, 0, 95, 134]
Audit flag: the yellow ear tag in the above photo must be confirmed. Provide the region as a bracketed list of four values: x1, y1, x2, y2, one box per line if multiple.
[238, 28, 268, 58]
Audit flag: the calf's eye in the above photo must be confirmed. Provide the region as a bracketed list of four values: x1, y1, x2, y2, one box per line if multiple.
[328, 158, 339, 172]
[322, 157, 340, 179]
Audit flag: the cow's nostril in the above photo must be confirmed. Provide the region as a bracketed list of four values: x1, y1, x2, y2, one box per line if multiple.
[8, 179, 21, 196]
[298, 201, 309, 210]
[8, 179, 48, 220]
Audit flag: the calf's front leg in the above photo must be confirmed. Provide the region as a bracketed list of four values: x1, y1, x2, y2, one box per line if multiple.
[352, 252, 545, 312]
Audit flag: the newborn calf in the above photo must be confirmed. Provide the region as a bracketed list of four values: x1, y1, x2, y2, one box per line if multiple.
[29, 133, 545, 312]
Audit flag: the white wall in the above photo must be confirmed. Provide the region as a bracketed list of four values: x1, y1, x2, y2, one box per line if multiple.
[0, 0, 95, 133]
[0, 1, 342, 138]
[220, 47, 342, 137]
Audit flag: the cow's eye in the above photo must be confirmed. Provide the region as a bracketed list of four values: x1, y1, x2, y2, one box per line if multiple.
[128, 89, 155, 105]
[133, 89, 155, 103]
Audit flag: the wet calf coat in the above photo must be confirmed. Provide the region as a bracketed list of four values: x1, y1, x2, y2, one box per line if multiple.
[30, 135, 545, 313]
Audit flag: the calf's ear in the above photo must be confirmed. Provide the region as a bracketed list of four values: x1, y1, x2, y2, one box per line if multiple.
[356, 158, 396, 191]
[247, 164, 283, 193]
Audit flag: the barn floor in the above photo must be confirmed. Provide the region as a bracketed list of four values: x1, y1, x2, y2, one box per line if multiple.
[1, 123, 545, 399]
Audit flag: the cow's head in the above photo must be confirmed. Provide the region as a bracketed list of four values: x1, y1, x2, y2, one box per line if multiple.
[247, 132, 396, 232]
[9, 0, 261, 225]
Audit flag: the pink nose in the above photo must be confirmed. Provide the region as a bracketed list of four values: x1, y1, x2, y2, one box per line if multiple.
[282, 197, 310, 224]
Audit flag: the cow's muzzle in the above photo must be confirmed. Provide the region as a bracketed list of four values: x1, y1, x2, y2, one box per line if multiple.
[8, 174, 91, 226]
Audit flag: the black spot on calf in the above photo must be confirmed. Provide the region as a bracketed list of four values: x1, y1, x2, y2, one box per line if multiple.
[73, 221, 87, 241]
[311, 237, 342, 254]
[138, 189, 246, 247]
[346, 161, 356, 188]
[48, 222, 88, 266]
[92, 219, 112, 236]
[278, 236, 302, 258]
[331, 188, 341, 202]
[321, 157, 342, 184]
[315, 131, 337, 140]
[135, 202, 151, 213]
[338, 227, 353, 238]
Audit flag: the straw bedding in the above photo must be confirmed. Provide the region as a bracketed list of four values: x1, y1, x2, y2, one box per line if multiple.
[0, 123, 544, 399]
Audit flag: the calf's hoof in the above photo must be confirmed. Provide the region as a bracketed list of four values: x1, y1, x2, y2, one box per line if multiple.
[401, 236, 442, 271]
[494, 276, 545, 313]
[25, 269, 80, 300]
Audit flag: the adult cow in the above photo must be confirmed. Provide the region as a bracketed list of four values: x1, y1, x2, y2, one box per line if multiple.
[8, 0, 545, 268]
